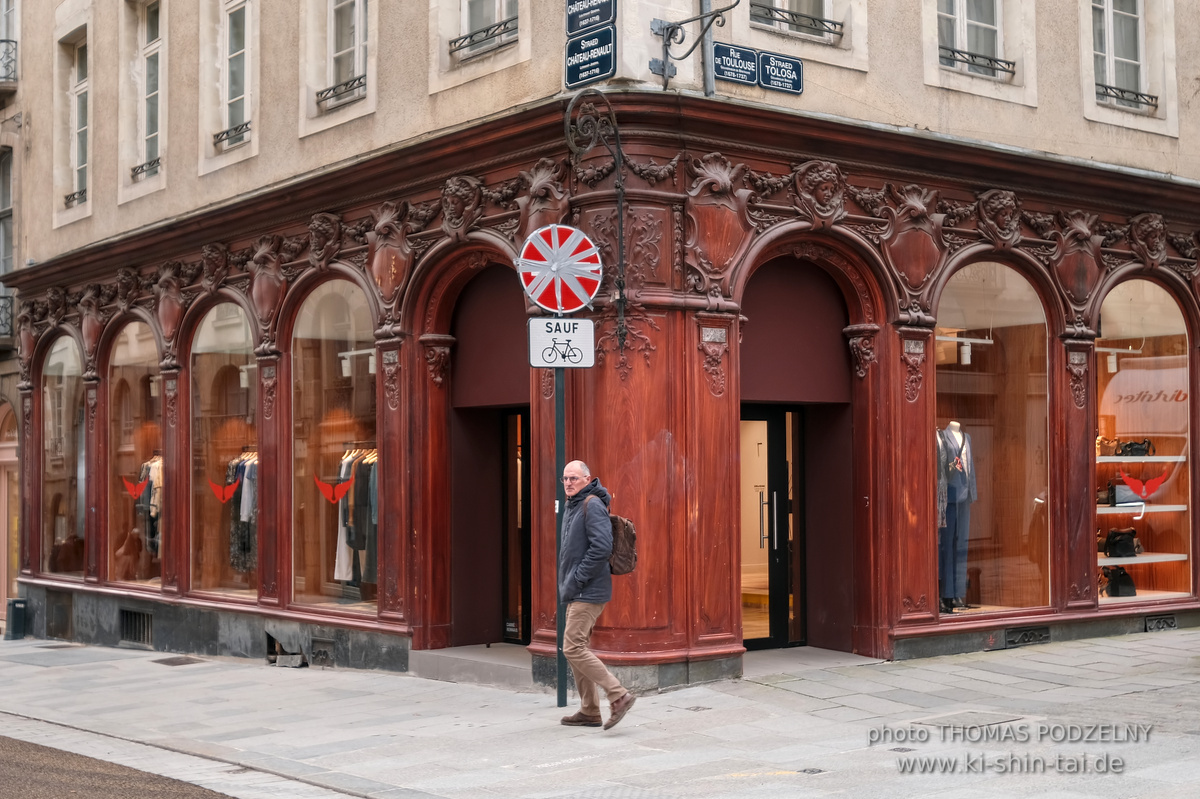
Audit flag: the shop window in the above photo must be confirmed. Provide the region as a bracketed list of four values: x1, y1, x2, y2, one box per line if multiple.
[190, 303, 257, 597]
[291, 281, 377, 612]
[1095, 280, 1191, 604]
[934, 262, 1050, 614]
[41, 337, 86, 577]
[108, 321, 163, 586]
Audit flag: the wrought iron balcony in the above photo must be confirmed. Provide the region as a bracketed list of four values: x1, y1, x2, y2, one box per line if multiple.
[64, 188, 87, 207]
[0, 39, 15, 85]
[1096, 83, 1158, 110]
[213, 121, 252, 148]
[449, 16, 518, 55]
[131, 157, 161, 180]
[749, 3, 843, 37]
[938, 46, 1015, 77]
[316, 74, 367, 107]
[0, 293, 12, 338]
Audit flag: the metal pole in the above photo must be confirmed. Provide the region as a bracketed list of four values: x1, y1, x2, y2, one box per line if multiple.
[554, 364, 567, 708]
[701, 0, 715, 96]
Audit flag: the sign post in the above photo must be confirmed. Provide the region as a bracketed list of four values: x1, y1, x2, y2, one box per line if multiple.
[516, 224, 602, 708]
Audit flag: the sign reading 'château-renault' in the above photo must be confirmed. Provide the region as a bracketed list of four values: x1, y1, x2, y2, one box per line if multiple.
[713, 43, 804, 96]
[565, 24, 616, 88]
[567, 0, 616, 36]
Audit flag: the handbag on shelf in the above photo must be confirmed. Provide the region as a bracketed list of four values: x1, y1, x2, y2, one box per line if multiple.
[1102, 565, 1137, 597]
[1104, 527, 1139, 558]
[1096, 436, 1120, 456]
[1115, 439, 1155, 457]
[1095, 480, 1116, 506]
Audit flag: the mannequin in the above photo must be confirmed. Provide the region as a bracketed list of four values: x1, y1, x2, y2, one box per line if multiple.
[937, 421, 977, 613]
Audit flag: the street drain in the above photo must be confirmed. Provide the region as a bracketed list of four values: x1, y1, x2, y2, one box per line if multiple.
[153, 656, 205, 666]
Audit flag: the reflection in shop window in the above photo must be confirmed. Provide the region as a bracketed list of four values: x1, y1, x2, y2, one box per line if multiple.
[934, 261, 1049, 615]
[41, 337, 86, 577]
[191, 303, 258, 597]
[108, 322, 163, 586]
[292, 281, 378, 612]
[1095, 280, 1192, 603]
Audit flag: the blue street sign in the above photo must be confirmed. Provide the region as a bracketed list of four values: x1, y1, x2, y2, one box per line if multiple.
[758, 51, 804, 94]
[713, 43, 758, 86]
[566, 24, 616, 88]
[567, 0, 616, 36]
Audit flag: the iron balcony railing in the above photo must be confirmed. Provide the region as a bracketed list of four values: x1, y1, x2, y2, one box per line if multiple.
[0, 39, 15, 82]
[64, 188, 87, 207]
[0, 293, 12, 337]
[1096, 83, 1158, 110]
[316, 74, 367, 106]
[938, 46, 1015, 76]
[449, 16, 518, 55]
[213, 121, 252, 147]
[749, 3, 844, 37]
[131, 157, 161, 180]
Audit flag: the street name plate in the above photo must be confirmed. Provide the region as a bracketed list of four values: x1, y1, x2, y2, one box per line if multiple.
[567, 0, 616, 35]
[565, 25, 616, 89]
[713, 43, 758, 85]
[758, 50, 803, 94]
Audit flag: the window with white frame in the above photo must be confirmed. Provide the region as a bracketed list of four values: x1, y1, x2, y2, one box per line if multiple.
[318, 0, 367, 108]
[451, 0, 517, 58]
[0, 148, 11, 275]
[67, 41, 88, 206]
[134, 2, 162, 179]
[217, 1, 250, 147]
[1093, 0, 1153, 109]
[749, 0, 844, 40]
[937, 0, 1013, 78]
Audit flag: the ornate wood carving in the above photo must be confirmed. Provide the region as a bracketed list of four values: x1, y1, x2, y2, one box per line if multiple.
[684, 154, 754, 301]
[793, 160, 847, 229]
[1047, 211, 1103, 306]
[1129, 213, 1167, 268]
[86, 387, 97, 433]
[154, 262, 191, 368]
[247, 235, 289, 352]
[1067, 349, 1088, 410]
[696, 320, 730, 397]
[976, 189, 1022, 249]
[628, 152, 682, 187]
[844, 324, 879, 379]
[421, 334, 455, 387]
[260, 365, 277, 420]
[902, 594, 929, 614]
[164, 376, 179, 427]
[516, 157, 570, 238]
[308, 212, 342, 270]
[789, 242, 876, 325]
[440, 176, 485, 242]
[1068, 581, 1092, 601]
[382, 348, 401, 410]
[901, 338, 926, 403]
[367, 202, 419, 306]
[879, 184, 944, 291]
[541, 369, 554, 399]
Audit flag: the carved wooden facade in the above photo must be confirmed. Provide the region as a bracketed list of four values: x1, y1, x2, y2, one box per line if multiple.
[11, 93, 1200, 663]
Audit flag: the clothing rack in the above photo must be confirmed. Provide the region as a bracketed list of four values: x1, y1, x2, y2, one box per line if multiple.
[342, 440, 377, 449]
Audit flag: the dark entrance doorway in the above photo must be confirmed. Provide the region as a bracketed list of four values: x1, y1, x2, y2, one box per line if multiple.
[739, 257, 856, 652]
[448, 264, 532, 646]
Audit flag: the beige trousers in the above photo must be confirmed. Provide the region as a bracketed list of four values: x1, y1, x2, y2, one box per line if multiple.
[563, 601, 626, 716]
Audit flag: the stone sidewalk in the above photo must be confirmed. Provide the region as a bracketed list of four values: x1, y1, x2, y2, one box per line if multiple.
[3, 628, 1200, 798]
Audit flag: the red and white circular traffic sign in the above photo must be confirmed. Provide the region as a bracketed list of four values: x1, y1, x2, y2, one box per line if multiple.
[516, 225, 603, 314]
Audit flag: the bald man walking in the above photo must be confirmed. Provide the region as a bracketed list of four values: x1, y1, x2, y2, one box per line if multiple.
[557, 459, 636, 730]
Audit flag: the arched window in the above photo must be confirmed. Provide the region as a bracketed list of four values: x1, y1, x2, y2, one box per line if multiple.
[934, 262, 1050, 614]
[291, 281, 377, 612]
[1095, 280, 1192, 603]
[108, 321, 162, 586]
[190, 303, 257, 596]
[41, 337, 86, 577]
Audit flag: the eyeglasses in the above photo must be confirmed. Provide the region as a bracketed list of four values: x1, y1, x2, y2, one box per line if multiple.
[561, 476, 585, 484]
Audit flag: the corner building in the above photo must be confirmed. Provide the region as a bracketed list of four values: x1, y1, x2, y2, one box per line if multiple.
[10, 1, 1200, 685]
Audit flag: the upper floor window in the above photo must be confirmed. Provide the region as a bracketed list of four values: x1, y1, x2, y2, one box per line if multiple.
[135, 2, 162, 179]
[451, 0, 517, 58]
[937, 0, 1013, 78]
[750, 0, 844, 40]
[1093, 0, 1154, 109]
[217, 1, 250, 148]
[0, 148, 11, 275]
[0, 0, 14, 82]
[67, 41, 88, 207]
[318, 0, 367, 108]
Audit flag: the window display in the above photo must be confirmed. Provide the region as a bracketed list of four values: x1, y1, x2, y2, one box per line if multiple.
[291, 281, 378, 611]
[42, 337, 86, 577]
[935, 262, 1050, 613]
[190, 303, 258, 596]
[1095, 280, 1192, 604]
[108, 321, 163, 585]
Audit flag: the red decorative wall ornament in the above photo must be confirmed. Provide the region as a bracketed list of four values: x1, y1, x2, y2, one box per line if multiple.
[209, 478, 240, 503]
[122, 476, 150, 499]
[880, 184, 944, 290]
[366, 202, 419, 305]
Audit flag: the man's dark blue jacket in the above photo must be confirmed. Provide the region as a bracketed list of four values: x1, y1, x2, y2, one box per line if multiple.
[557, 478, 613, 604]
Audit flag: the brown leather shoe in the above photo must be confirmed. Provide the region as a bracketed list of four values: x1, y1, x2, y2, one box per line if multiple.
[603, 692, 636, 730]
[560, 711, 602, 727]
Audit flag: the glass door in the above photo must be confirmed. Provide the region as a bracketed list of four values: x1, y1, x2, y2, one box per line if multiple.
[740, 406, 805, 649]
[502, 410, 531, 644]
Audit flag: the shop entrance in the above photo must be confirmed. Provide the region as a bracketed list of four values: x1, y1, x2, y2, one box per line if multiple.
[740, 406, 804, 648]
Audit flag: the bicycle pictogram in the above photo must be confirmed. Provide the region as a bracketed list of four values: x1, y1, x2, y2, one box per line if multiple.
[542, 338, 584, 365]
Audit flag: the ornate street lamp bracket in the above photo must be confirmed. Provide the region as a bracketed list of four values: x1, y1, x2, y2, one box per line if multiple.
[649, 0, 741, 90]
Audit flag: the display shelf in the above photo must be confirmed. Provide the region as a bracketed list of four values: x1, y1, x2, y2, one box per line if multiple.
[1099, 590, 1193, 605]
[1096, 455, 1186, 463]
[1095, 504, 1187, 515]
[1097, 552, 1188, 566]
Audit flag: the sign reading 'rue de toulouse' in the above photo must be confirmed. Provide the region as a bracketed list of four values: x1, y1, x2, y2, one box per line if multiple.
[714, 42, 804, 95]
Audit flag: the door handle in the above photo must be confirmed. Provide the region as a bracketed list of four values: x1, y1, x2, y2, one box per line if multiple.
[773, 491, 778, 550]
[758, 490, 768, 548]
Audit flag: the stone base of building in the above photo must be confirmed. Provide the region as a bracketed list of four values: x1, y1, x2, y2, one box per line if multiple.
[19, 584, 412, 672]
[892, 609, 1200, 660]
[531, 652, 742, 694]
